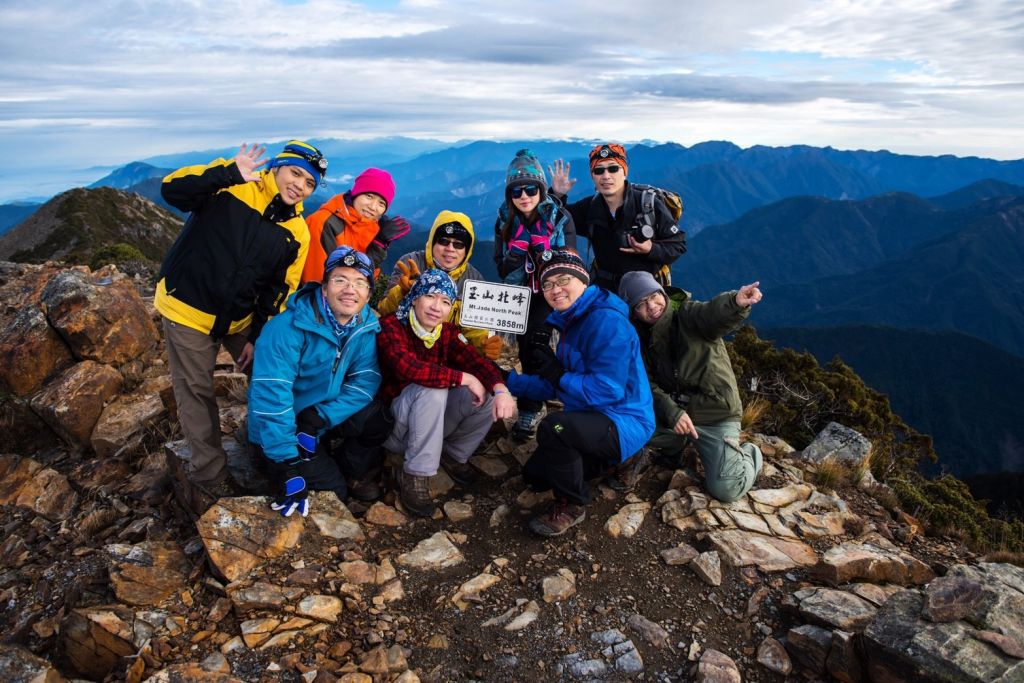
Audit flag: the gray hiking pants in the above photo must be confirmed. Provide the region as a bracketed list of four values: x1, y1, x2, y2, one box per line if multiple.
[649, 419, 763, 503]
[383, 384, 494, 477]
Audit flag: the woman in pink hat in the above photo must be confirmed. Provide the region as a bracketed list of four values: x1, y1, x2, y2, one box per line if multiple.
[302, 167, 409, 283]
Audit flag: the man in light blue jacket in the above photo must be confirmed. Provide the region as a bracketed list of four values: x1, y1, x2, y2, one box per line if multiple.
[249, 246, 385, 516]
[506, 248, 654, 537]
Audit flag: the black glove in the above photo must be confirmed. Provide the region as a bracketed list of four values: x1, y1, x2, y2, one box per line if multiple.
[377, 215, 411, 244]
[530, 347, 564, 389]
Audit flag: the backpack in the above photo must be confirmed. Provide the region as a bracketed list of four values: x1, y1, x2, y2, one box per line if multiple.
[631, 183, 684, 229]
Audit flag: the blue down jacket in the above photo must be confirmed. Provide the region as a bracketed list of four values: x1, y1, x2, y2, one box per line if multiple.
[507, 285, 654, 461]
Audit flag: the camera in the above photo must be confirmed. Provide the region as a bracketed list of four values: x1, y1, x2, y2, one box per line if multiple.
[620, 222, 655, 248]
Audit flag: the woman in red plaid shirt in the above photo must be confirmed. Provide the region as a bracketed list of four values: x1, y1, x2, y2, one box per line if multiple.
[376, 268, 517, 516]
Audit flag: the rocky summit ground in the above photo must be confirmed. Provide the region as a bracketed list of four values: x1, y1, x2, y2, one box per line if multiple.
[2, 261, 1024, 683]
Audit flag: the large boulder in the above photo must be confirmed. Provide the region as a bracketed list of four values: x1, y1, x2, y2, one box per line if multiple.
[817, 538, 935, 586]
[863, 562, 1024, 682]
[0, 454, 78, 521]
[106, 541, 190, 607]
[90, 393, 166, 458]
[0, 643, 63, 683]
[30, 360, 122, 446]
[799, 422, 873, 469]
[0, 305, 73, 396]
[196, 496, 304, 582]
[40, 269, 157, 366]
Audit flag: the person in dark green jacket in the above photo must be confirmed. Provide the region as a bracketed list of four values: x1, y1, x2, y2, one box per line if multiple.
[618, 271, 764, 502]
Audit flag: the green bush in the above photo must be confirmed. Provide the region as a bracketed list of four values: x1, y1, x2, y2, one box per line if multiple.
[729, 325, 1024, 552]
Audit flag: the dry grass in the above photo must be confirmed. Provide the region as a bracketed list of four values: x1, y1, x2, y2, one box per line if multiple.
[983, 551, 1024, 568]
[740, 397, 770, 433]
[811, 458, 855, 492]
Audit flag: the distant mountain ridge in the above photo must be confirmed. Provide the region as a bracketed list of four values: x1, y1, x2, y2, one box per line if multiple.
[762, 325, 1024, 479]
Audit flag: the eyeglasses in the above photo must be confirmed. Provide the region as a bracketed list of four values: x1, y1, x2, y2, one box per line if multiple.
[510, 185, 540, 199]
[636, 292, 663, 309]
[541, 275, 575, 292]
[328, 276, 370, 291]
[435, 237, 467, 249]
[592, 165, 622, 176]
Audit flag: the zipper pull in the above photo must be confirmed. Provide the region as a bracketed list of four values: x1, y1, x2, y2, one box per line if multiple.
[332, 348, 342, 374]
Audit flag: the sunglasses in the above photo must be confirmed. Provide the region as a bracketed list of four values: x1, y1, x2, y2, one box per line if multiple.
[592, 165, 622, 176]
[436, 237, 467, 250]
[510, 185, 540, 199]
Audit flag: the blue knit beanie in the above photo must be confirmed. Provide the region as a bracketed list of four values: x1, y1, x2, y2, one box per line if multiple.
[396, 269, 457, 321]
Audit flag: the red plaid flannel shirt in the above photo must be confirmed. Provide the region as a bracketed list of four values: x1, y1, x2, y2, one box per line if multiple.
[377, 313, 504, 403]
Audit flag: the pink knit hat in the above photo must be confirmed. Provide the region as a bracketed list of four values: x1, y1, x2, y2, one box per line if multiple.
[351, 168, 396, 208]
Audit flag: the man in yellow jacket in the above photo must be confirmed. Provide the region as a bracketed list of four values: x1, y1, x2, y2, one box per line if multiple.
[376, 210, 502, 359]
[156, 140, 327, 497]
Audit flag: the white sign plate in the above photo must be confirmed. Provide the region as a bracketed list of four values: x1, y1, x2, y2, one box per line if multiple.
[459, 280, 531, 334]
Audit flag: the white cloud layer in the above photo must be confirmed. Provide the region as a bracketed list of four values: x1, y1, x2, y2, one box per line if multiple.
[1, 0, 1022, 200]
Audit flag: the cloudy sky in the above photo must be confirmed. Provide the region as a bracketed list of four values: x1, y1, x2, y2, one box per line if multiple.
[1, 0, 1022, 201]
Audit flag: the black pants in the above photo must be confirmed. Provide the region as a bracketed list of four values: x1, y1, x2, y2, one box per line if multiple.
[522, 411, 621, 505]
[517, 296, 553, 413]
[263, 401, 392, 501]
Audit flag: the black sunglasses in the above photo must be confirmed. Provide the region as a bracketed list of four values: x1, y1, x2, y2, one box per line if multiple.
[592, 165, 622, 176]
[436, 237, 467, 249]
[510, 185, 540, 199]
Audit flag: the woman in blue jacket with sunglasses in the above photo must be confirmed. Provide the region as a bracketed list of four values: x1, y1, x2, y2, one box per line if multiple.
[493, 149, 576, 440]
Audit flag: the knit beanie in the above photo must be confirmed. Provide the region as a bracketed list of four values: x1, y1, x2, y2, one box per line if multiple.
[505, 149, 548, 200]
[396, 268, 457, 322]
[538, 248, 590, 287]
[351, 168, 396, 209]
[431, 210, 473, 251]
[617, 271, 665, 310]
[589, 143, 629, 175]
[323, 245, 374, 289]
[268, 140, 328, 188]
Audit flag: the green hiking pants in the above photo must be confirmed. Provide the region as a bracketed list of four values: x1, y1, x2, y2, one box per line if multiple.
[648, 420, 762, 503]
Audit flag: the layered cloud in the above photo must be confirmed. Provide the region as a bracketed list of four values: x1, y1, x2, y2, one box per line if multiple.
[0, 0, 1021, 200]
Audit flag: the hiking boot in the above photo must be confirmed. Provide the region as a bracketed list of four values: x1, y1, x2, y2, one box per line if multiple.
[348, 469, 383, 502]
[440, 454, 479, 488]
[605, 447, 652, 493]
[399, 470, 434, 517]
[194, 474, 245, 500]
[528, 499, 586, 537]
[511, 408, 545, 441]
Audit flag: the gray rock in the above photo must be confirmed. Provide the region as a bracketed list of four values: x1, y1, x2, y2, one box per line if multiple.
[692, 550, 723, 587]
[827, 629, 865, 683]
[756, 637, 792, 675]
[795, 587, 878, 631]
[396, 531, 465, 570]
[0, 644, 63, 683]
[627, 613, 670, 648]
[864, 563, 1024, 683]
[696, 648, 741, 683]
[661, 543, 699, 566]
[615, 646, 644, 674]
[591, 628, 628, 646]
[799, 421, 872, 468]
[924, 574, 984, 623]
[561, 653, 607, 678]
[786, 624, 833, 675]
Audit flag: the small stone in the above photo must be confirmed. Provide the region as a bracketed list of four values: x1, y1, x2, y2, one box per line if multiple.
[795, 587, 877, 631]
[228, 581, 293, 612]
[691, 551, 722, 587]
[972, 630, 1024, 659]
[489, 504, 510, 528]
[240, 618, 280, 648]
[626, 613, 669, 649]
[756, 637, 792, 675]
[451, 573, 500, 610]
[542, 568, 577, 602]
[660, 543, 699, 566]
[200, 652, 231, 674]
[923, 574, 984, 623]
[696, 648, 740, 683]
[427, 634, 449, 649]
[395, 532, 464, 570]
[443, 501, 473, 522]
[297, 595, 343, 623]
[364, 502, 407, 527]
[605, 501, 651, 538]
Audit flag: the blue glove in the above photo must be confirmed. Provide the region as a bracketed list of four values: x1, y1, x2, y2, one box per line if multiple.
[270, 469, 308, 518]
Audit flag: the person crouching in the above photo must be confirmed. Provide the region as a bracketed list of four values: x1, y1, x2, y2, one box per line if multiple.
[376, 269, 517, 516]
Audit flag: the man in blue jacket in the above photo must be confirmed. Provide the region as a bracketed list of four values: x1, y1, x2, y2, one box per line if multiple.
[506, 248, 655, 536]
[248, 246, 386, 516]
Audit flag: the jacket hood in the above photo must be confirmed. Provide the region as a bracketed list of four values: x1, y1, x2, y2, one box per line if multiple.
[425, 210, 475, 281]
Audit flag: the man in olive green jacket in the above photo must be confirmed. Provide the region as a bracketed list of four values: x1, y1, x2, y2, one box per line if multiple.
[619, 271, 764, 502]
